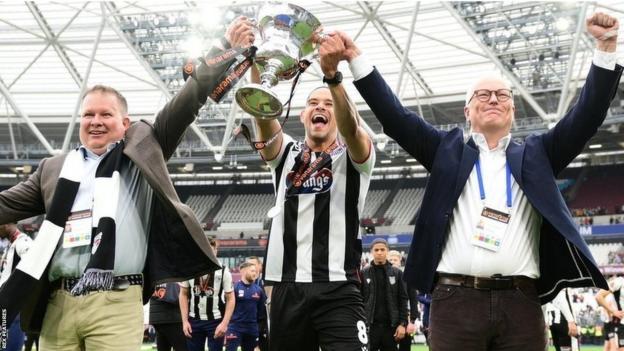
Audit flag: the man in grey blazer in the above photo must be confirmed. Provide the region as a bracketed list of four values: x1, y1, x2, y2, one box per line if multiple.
[0, 17, 255, 351]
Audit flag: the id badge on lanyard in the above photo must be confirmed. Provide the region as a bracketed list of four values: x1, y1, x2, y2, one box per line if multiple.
[62, 209, 93, 248]
[472, 206, 510, 251]
[470, 158, 513, 252]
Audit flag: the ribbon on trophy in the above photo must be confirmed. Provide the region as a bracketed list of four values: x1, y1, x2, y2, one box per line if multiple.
[235, 59, 312, 151]
[182, 46, 257, 103]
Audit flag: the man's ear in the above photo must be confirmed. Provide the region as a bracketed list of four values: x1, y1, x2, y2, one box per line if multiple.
[299, 110, 305, 123]
[123, 116, 131, 129]
[463, 106, 470, 121]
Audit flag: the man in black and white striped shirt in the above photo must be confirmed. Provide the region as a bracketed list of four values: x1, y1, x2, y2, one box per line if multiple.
[179, 239, 234, 351]
[252, 34, 374, 350]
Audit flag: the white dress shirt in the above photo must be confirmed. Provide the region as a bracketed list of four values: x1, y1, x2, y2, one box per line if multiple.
[436, 133, 542, 278]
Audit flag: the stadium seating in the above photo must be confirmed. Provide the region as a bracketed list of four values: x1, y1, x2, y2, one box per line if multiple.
[185, 194, 219, 223]
[383, 188, 425, 225]
[213, 193, 274, 226]
[361, 189, 390, 219]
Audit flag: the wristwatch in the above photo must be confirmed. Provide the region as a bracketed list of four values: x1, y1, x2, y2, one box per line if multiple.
[323, 71, 343, 85]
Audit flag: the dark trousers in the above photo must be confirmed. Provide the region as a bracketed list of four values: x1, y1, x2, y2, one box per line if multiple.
[397, 331, 411, 351]
[153, 322, 188, 351]
[429, 284, 546, 351]
[269, 281, 368, 351]
[369, 324, 397, 351]
[257, 318, 269, 351]
[550, 319, 572, 351]
[225, 329, 258, 351]
[187, 318, 224, 351]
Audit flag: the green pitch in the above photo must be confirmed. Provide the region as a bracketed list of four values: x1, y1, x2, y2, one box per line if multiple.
[140, 343, 607, 350]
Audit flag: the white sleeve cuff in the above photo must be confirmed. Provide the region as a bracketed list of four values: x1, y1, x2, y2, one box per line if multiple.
[593, 49, 617, 71]
[349, 54, 375, 81]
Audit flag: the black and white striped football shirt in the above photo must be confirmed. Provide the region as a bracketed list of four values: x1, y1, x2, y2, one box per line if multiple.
[180, 265, 233, 320]
[264, 134, 375, 283]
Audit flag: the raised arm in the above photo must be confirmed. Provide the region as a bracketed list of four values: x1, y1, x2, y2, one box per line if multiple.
[334, 31, 443, 170]
[153, 17, 256, 159]
[318, 33, 371, 162]
[543, 12, 622, 173]
[250, 65, 284, 162]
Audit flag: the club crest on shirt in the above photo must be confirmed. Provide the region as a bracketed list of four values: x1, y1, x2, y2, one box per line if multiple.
[238, 289, 245, 297]
[286, 168, 333, 196]
[389, 276, 396, 285]
[91, 232, 102, 255]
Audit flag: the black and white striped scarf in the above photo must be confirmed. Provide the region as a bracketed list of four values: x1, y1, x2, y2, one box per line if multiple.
[0, 141, 124, 325]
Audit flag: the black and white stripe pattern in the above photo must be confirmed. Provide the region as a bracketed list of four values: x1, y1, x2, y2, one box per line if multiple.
[188, 266, 228, 321]
[0, 142, 124, 325]
[264, 134, 374, 283]
[70, 143, 123, 295]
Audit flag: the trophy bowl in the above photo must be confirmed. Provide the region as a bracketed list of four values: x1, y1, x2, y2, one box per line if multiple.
[235, 2, 322, 119]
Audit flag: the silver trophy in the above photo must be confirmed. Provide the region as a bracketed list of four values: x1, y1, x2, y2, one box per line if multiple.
[235, 2, 322, 119]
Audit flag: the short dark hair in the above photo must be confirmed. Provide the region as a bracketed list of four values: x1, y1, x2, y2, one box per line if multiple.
[305, 86, 330, 105]
[247, 256, 261, 263]
[82, 85, 128, 115]
[370, 238, 389, 249]
[240, 262, 255, 270]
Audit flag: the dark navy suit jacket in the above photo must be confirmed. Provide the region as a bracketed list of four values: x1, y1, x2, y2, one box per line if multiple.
[354, 64, 622, 303]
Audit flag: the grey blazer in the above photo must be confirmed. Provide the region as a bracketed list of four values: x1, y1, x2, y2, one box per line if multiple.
[0, 55, 224, 332]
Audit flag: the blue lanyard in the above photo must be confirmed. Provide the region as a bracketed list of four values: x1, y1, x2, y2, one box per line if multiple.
[475, 157, 512, 208]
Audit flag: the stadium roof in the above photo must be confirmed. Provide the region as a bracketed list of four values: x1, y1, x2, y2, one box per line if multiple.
[1, 1, 624, 184]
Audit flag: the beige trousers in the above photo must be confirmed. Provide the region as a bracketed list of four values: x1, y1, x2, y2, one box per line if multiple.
[40, 285, 144, 351]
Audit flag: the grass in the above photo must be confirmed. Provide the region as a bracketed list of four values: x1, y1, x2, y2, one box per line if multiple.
[140, 343, 607, 350]
[409, 346, 605, 351]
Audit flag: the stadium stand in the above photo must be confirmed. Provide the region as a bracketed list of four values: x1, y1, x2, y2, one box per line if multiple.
[184, 194, 219, 224]
[588, 243, 623, 266]
[213, 193, 274, 230]
[568, 165, 624, 215]
[360, 189, 390, 219]
[383, 187, 425, 226]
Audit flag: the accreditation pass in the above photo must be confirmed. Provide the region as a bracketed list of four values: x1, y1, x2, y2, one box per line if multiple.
[471, 206, 511, 252]
[62, 209, 93, 248]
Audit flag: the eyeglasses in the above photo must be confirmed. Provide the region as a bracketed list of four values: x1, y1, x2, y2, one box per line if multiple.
[469, 89, 513, 103]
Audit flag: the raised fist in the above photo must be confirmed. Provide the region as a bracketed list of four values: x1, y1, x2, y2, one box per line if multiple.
[587, 12, 619, 41]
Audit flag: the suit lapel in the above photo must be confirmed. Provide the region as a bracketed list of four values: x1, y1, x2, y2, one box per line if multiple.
[453, 137, 479, 200]
[123, 122, 179, 202]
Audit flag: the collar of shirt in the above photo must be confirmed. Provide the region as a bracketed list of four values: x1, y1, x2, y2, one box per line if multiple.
[79, 142, 119, 160]
[471, 132, 511, 154]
